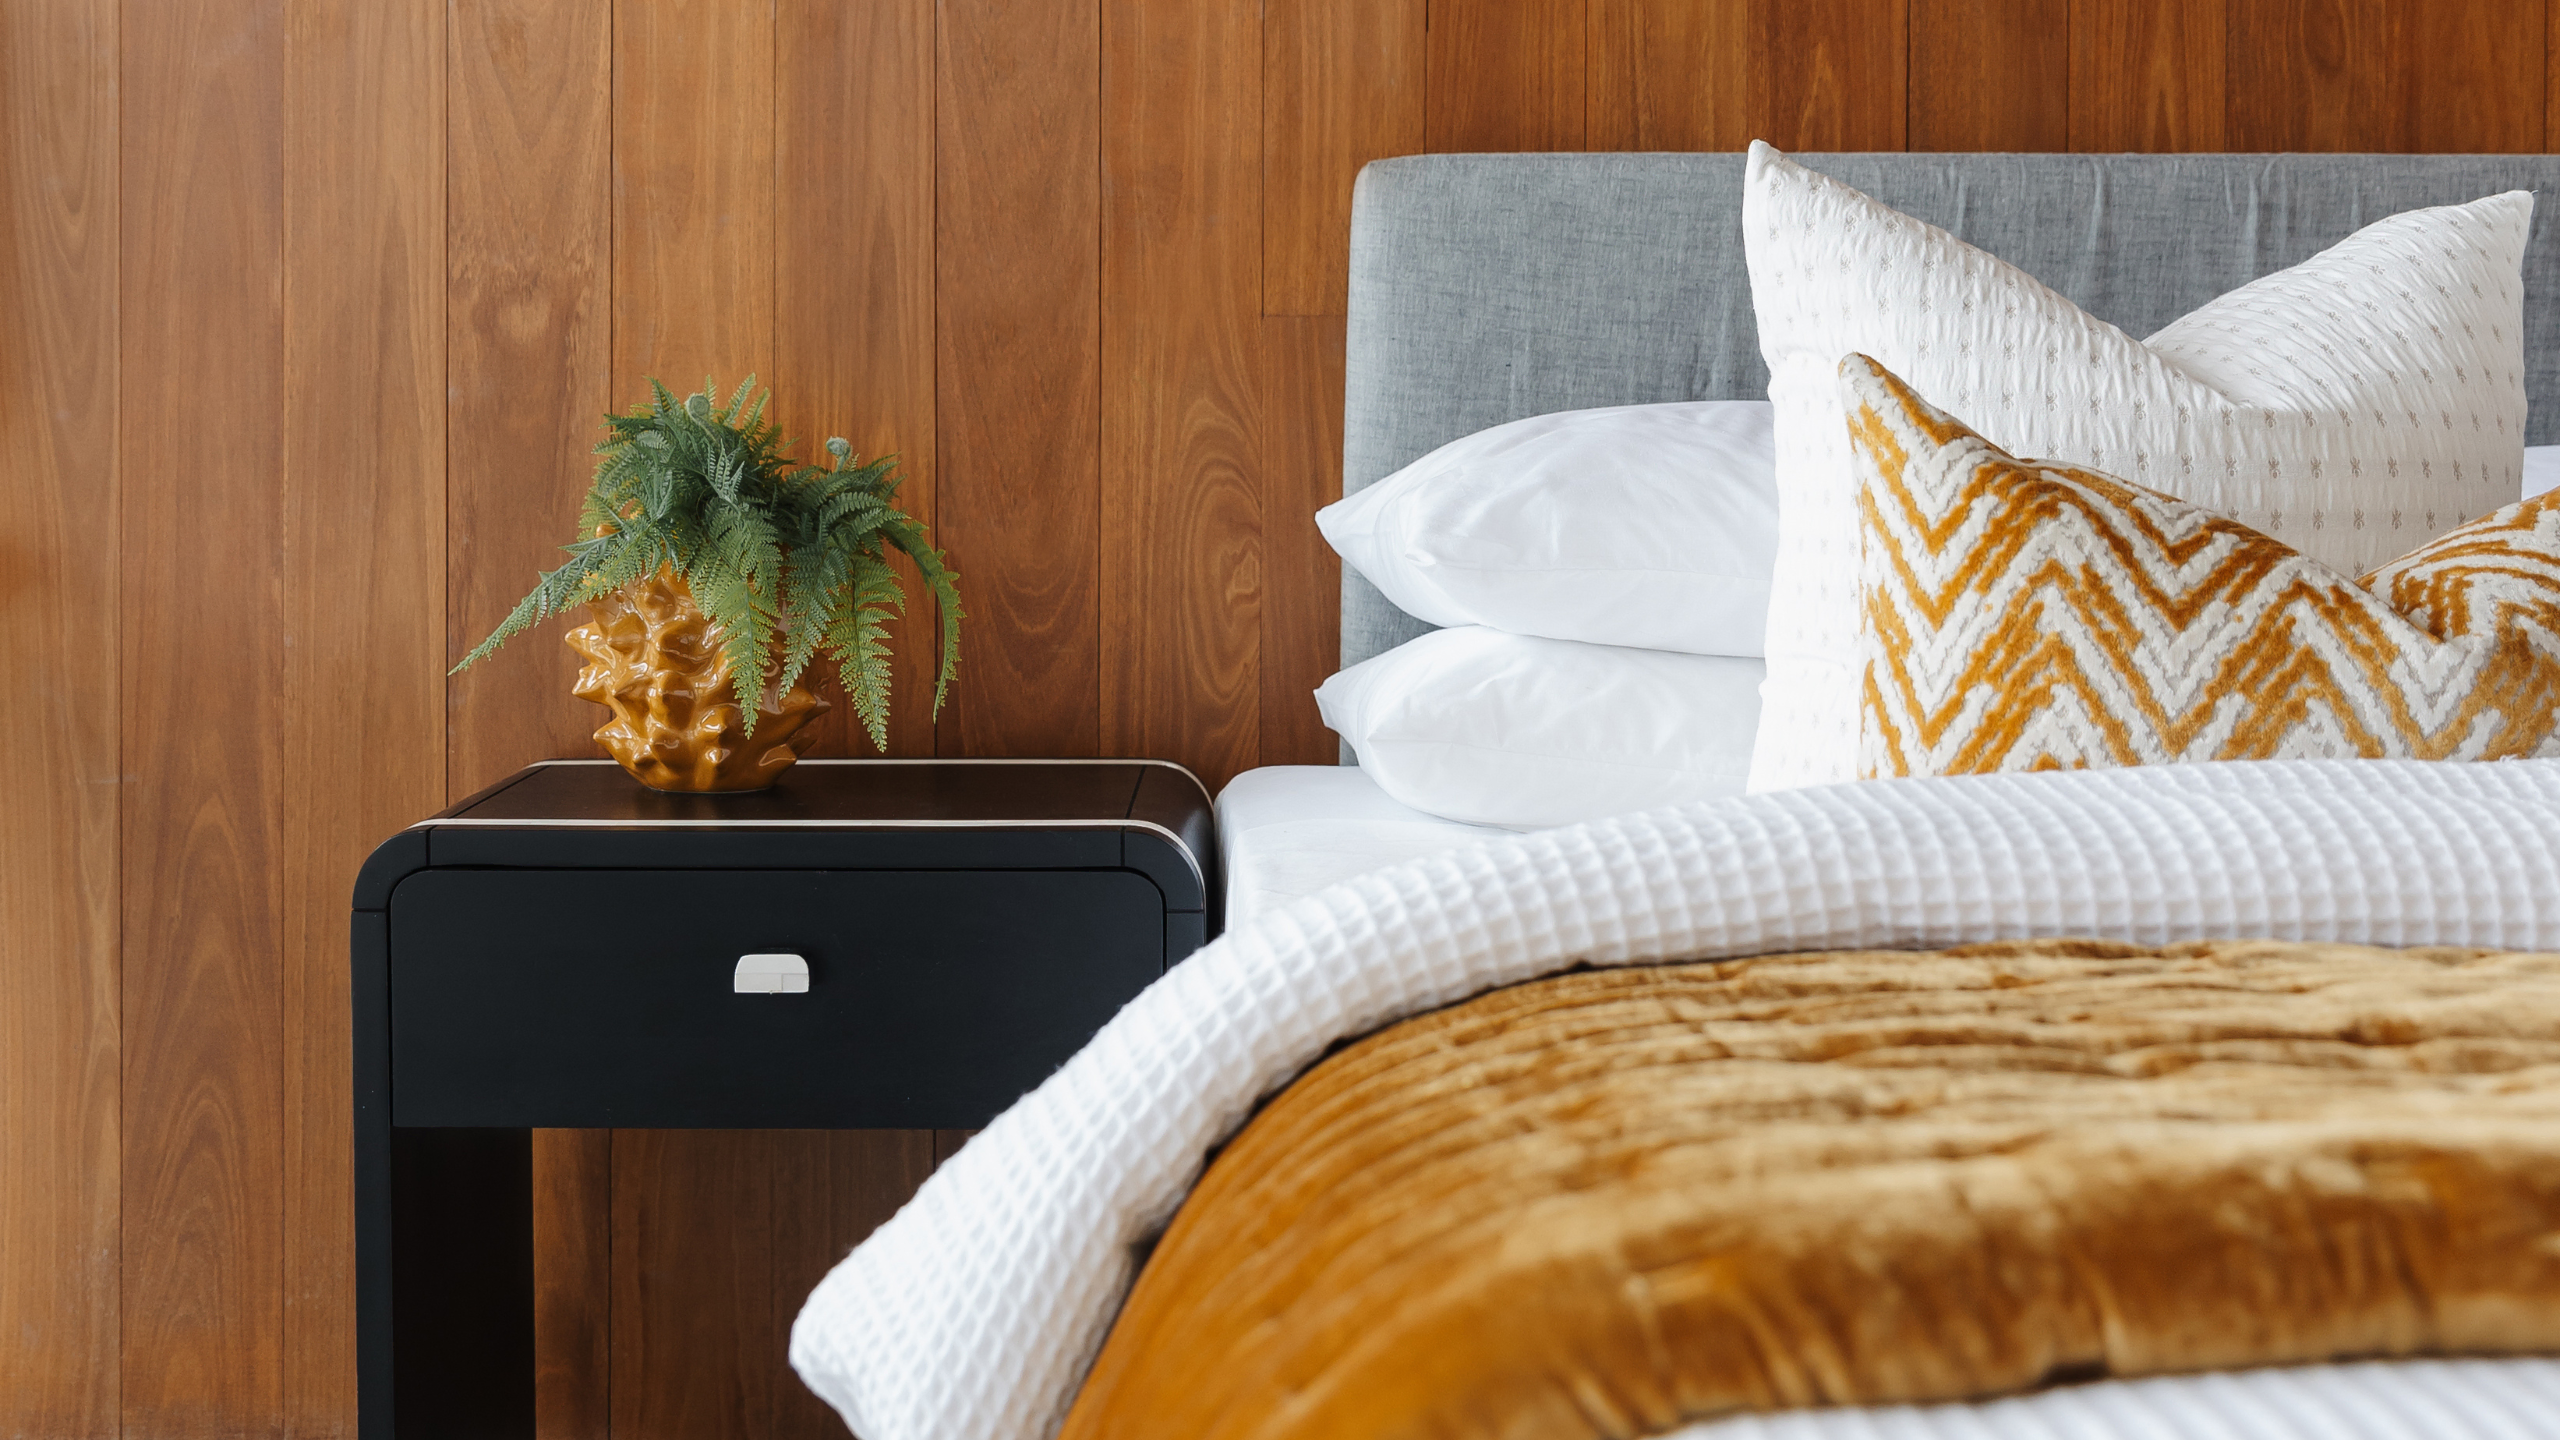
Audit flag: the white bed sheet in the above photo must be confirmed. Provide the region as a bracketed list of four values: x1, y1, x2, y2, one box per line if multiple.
[1214, 764, 1510, 931]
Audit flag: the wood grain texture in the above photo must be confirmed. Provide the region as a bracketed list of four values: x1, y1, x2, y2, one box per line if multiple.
[1264, 0, 1424, 315]
[447, 6, 615, 1432]
[778, 0, 938, 760]
[936, 0, 1104, 758]
[2226, 0, 2544, 152]
[117, 0, 288, 1431]
[611, 1131, 777, 1440]
[1749, 0, 1908, 150]
[280, 0, 445, 1432]
[770, 1132, 938, 1439]
[2070, 0, 2227, 151]
[535, 1129, 614, 1440]
[448, 0, 613, 796]
[1910, 0, 2068, 150]
[1102, 0, 1265, 791]
[612, 0, 775, 387]
[0, 1, 119, 1433]
[1424, 0, 1588, 152]
[1587, 0, 1750, 150]
[1258, 317, 1345, 768]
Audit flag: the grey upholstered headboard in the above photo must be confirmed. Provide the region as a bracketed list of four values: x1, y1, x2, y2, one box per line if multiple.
[1340, 151, 2560, 672]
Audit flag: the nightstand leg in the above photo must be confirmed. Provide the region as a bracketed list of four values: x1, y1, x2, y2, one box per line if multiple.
[357, 1126, 537, 1437]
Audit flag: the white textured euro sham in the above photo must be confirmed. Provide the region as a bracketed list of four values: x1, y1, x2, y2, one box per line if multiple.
[1318, 401, 1780, 657]
[1314, 626, 1762, 828]
[1741, 140, 2530, 792]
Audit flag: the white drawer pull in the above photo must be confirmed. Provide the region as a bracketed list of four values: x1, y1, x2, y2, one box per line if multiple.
[734, 953, 810, 994]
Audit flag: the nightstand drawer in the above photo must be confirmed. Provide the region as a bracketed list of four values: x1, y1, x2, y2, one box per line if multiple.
[386, 868, 1164, 1128]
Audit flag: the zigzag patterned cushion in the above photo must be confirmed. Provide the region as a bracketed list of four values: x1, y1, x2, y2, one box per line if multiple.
[1847, 354, 2560, 775]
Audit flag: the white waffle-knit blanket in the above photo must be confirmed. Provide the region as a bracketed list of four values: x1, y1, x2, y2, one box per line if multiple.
[791, 760, 2560, 1440]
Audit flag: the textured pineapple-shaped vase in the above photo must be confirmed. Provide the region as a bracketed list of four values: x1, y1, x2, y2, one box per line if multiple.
[565, 568, 828, 793]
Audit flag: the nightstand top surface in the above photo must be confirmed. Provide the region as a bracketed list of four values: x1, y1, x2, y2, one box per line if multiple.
[442, 758, 1200, 827]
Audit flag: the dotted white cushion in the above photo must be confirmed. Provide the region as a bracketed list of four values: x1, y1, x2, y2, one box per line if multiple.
[1742, 141, 2530, 792]
[789, 759, 2560, 1440]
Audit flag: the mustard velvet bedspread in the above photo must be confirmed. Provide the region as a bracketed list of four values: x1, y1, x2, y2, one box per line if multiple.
[1058, 939, 2560, 1440]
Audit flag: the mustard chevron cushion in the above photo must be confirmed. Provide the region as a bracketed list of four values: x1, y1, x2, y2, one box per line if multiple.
[1844, 355, 2560, 776]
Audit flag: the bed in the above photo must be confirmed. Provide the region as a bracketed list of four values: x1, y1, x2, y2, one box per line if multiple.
[793, 153, 2560, 1440]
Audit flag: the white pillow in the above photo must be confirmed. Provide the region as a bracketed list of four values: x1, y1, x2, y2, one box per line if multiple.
[2528, 445, 2560, 500]
[1742, 140, 2529, 792]
[1318, 401, 1778, 657]
[1314, 626, 1761, 828]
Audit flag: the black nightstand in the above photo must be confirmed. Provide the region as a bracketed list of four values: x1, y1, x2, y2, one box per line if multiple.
[348, 758, 1216, 1438]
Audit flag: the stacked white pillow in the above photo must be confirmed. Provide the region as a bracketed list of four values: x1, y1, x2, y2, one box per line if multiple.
[1315, 402, 1781, 828]
[1319, 401, 1779, 656]
[1313, 629, 1762, 829]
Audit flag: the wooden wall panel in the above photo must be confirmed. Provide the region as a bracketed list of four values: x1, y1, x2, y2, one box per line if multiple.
[613, 0, 774, 387]
[1264, 0, 1424, 315]
[936, 0, 1104, 758]
[769, 1133, 937, 1440]
[1102, 0, 1266, 791]
[611, 1131, 779, 1440]
[1749, 0, 1908, 150]
[2071, 0, 2227, 151]
[0, 1, 119, 1433]
[118, 0, 288, 1432]
[1425, 0, 1588, 152]
[2227, 0, 2544, 153]
[279, 1, 445, 1432]
[447, 0, 613, 798]
[1259, 317, 1345, 766]
[778, 0, 938, 761]
[1588, 0, 1750, 151]
[1910, 0, 2069, 150]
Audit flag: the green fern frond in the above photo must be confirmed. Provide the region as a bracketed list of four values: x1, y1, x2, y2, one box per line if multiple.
[455, 375, 963, 754]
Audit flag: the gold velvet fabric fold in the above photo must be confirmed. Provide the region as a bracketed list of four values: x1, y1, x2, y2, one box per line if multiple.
[1059, 940, 2560, 1440]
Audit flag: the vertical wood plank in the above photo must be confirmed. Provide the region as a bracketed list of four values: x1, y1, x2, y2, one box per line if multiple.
[1909, 0, 2068, 150]
[778, 0, 938, 760]
[1259, 316, 1345, 767]
[937, 0, 1104, 758]
[1102, 0, 1265, 791]
[448, 6, 615, 1433]
[769, 1132, 938, 1439]
[118, 0, 288, 1431]
[0, 0, 119, 1433]
[1586, 0, 1750, 151]
[610, 1131, 778, 1440]
[1748, 0, 1908, 151]
[613, 0, 776, 386]
[2226, 0, 2542, 152]
[609, 6, 783, 1435]
[448, 0, 614, 796]
[2223, 0, 2386, 150]
[2070, 0, 2227, 151]
[1424, 0, 1589, 152]
[1263, 0, 1424, 316]
[280, 0, 445, 1433]
[534, 1129, 614, 1440]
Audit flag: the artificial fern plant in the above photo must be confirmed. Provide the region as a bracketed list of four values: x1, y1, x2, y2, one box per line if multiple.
[455, 377, 962, 750]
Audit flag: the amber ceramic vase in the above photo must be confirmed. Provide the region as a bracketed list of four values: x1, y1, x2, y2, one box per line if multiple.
[565, 568, 828, 793]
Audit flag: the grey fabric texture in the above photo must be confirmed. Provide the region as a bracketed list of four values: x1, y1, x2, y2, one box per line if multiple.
[1339, 151, 2560, 671]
